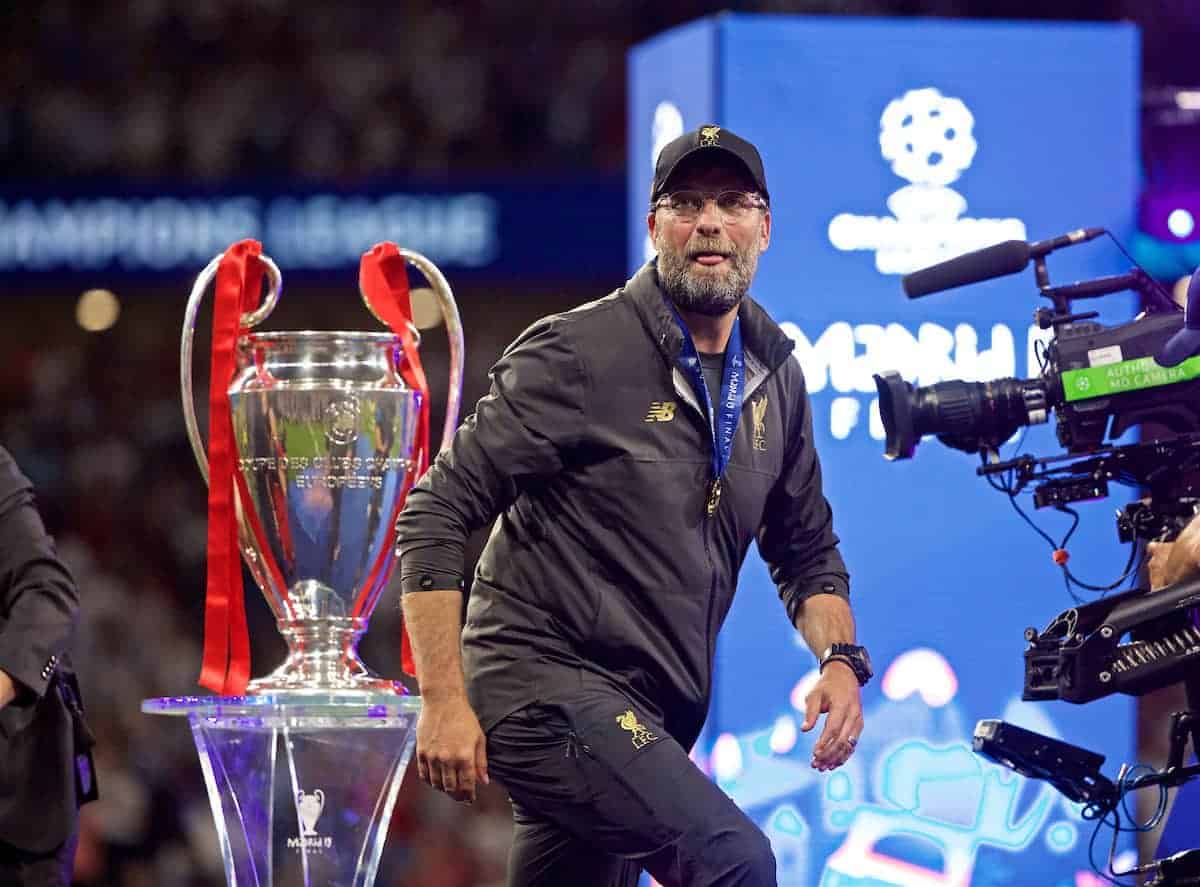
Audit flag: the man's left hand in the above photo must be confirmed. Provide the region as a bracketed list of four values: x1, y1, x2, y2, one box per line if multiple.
[801, 661, 863, 771]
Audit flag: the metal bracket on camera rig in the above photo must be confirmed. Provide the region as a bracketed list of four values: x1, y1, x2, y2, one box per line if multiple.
[978, 432, 1200, 520]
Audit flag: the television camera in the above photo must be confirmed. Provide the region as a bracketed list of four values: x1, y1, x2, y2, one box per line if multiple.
[873, 230, 1200, 885]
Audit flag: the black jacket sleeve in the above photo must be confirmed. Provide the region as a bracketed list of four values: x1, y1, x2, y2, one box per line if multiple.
[0, 447, 79, 699]
[755, 369, 851, 627]
[395, 316, 588, 594]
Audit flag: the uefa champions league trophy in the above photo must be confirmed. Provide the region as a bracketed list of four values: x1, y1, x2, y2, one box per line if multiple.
[143, 239, 463, 886]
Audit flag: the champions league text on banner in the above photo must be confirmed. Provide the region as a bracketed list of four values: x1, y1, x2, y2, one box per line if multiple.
[630, 16, 1139, 886]
[0, 176, 624, 282]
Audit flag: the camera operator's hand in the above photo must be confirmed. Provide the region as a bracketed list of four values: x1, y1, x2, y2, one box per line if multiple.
[0, 670, 15, 710]
[1148, 514, 1200, 590]
[1148, 541, 1176, 590]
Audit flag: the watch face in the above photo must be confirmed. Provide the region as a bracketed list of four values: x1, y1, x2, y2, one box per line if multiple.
[859, 647, 873, 673]
[827, 644, 872, 682]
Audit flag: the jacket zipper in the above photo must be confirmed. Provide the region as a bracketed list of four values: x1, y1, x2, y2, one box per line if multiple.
[670, 367, 723, 716]
[702, 490, 718, 719]
[672, 358, 785, 733]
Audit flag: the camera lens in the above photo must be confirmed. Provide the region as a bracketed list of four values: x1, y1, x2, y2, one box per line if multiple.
[874, 371, 1048, 459]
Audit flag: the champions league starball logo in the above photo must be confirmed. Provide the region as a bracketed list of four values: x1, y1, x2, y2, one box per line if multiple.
[880, 87, 977, 191]
[828, 87, 1027, 275]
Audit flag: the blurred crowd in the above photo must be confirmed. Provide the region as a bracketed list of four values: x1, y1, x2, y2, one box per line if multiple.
[0, 0, 637, 181]
[5, 0, 1192, 184]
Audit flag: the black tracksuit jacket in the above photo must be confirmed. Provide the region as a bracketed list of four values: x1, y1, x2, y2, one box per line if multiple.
[396, 261, 850, 749]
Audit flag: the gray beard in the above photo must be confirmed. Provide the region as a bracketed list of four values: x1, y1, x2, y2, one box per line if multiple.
[655, 234, 759, 317]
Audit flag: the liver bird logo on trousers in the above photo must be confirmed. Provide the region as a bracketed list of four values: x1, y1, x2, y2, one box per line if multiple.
[616, 709, 659, 749]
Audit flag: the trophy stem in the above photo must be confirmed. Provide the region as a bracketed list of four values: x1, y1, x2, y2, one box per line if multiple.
[247, 618, 403, 694]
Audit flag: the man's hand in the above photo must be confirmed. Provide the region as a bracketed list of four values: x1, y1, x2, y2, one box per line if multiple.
[0, 670, 14, 710]
[801, 661, 863, 772]
[1148, 540, 1177, 591]
[1148, 514, 1200, 590]
[402, 589, 488, 802]
[415, 693, 489, 804]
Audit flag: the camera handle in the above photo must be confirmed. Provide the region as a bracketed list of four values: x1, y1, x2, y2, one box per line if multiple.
[1037, 266, 1175, 328]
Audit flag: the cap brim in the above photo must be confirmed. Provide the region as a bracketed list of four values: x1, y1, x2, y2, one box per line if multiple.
[656, 146, 764, 200]
[1156, 328, 1200, 367]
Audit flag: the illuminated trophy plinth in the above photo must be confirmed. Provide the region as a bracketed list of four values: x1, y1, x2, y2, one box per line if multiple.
[145, 241, 462, 886]
[142, 695, 418, 886]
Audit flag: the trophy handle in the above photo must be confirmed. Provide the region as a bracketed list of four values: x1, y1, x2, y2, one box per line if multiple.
[181, 252, 283, 483]
[359, 248, 464, 453]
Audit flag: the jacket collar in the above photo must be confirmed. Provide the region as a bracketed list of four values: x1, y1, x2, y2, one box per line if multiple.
[623, 260, 796, 373]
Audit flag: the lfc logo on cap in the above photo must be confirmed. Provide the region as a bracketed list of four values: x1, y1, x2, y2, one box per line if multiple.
[699, 125, 721, 146]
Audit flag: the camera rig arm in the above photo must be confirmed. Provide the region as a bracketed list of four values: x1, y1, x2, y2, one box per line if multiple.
[1022, 574, 1200, 704]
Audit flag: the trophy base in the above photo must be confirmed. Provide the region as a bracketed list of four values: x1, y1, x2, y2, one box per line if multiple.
[246, 618, 411, 695]
[247, 660, 407, 696]
[143, 694, 420, 887]
[246, 676, 407, 695]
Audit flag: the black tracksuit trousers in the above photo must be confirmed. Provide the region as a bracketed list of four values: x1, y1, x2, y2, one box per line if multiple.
[485, 672, 778, 887]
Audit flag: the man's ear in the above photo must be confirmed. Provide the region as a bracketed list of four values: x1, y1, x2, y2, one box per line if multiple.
[647, 209, 658, 241]
[758, 209, 772, 253]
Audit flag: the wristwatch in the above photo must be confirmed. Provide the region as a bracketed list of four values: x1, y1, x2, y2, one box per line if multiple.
[819, 643, 873, 686]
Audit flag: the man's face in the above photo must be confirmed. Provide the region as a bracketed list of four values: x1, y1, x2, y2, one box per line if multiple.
[648, 158, 771, 317]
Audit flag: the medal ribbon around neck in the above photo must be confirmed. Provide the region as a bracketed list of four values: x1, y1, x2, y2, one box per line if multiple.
[666, 302, 745, 515]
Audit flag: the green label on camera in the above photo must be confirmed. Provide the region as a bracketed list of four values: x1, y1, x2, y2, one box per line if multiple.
[1062, 354, 1200, 402]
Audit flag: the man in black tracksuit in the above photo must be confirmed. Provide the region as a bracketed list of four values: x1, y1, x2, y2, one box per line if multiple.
[396, 125, 871, 886]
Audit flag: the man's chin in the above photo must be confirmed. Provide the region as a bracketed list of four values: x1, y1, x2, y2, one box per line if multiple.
[681, 302, 739, 317]
[673, 291, 743, 317]
[683, 266, 731, 290]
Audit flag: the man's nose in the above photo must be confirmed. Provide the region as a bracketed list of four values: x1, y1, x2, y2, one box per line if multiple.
[694, 199, 724, 234]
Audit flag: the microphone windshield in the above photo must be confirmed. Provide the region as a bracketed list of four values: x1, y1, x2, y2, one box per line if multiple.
[902, 240, 1032, 298]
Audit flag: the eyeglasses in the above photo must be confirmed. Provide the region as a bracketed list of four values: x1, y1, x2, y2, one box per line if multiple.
[654, 190, 767, 223]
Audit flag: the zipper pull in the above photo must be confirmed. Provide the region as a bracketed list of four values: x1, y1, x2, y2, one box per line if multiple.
[566, 731, 578, 759]
[706, 478, 722, 516]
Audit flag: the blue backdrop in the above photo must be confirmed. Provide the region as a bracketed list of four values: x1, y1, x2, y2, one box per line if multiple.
[630, 15, 1140, 886]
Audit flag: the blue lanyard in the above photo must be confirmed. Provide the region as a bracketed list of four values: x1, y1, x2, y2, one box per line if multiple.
[668, 304, 745, 514]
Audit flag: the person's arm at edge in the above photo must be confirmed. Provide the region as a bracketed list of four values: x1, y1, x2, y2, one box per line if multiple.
[0, 447, 78, 712]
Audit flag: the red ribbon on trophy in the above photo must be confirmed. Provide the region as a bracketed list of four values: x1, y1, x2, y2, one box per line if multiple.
[199, 239, 264, 695]
[358, 243, 430, 680]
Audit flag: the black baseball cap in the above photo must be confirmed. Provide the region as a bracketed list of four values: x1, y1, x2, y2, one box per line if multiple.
[651, 124, 769, 205]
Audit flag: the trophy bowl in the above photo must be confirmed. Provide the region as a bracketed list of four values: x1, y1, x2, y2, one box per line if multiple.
[181, 244, 463, 695]
[231, 329, 418, 692]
